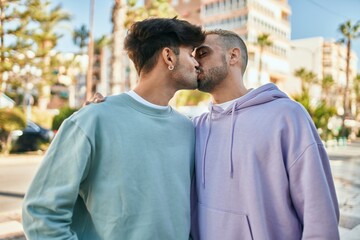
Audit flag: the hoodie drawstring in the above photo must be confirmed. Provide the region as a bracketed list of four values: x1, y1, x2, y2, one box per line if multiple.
[199, 84, 288, 188]
[202, 108, 213, 188]
[229, 104, 236, 178]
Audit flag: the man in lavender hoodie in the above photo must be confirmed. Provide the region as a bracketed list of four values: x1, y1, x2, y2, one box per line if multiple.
[191, 29, 340, 239]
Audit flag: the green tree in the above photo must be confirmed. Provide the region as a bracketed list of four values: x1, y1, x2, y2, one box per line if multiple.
[338, 20, 360, 137]
[110, 0, 178, 94]
[0, 0, 34, 93]
[293, 92, 336, 141]
[0, 108, 26, 154]
[293, 68, 336, 141]
[125, 0, 177, 28]
[52, 106, 78, 131]
[321, 74, 335, 105]
[73, 24, 89, 53]
[294, 68, 318, 93]
[110, 0, 127, 93]
[27, 0, 71, 109]
[354, 74, 360, 118]
[256, 33, 273, 85]
[66, 23, 89, 107]
[176, 90, 210, 107]
[93, 35, 110, 93]
[94, 35, 110, 55]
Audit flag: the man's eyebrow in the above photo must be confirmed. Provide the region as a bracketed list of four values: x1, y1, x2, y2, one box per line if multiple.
[196, 45, 210, 51]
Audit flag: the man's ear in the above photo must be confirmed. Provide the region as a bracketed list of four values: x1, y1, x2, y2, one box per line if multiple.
[161, 47, 177, 68]
[229, 48, 241, 65]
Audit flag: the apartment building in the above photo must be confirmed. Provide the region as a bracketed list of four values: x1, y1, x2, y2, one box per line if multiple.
[289, 37, 358, 114]
[200, 0, 292, 89]
[172, 0, 201, 25]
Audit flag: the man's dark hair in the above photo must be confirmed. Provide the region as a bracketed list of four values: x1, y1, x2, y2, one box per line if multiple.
[124, 17, 205, 74]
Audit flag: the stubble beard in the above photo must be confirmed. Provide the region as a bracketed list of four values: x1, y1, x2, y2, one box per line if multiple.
[172, 68, 198, 90]
[197, 64, 228, 93]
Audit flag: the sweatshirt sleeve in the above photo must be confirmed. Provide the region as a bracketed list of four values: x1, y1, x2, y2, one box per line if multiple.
[288, 143, 340, 239]
[22, 118, 92, 240]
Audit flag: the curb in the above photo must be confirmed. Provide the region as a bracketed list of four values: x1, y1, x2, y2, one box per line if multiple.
[0, 221, 24, 239]
[0, 211, 24, 240]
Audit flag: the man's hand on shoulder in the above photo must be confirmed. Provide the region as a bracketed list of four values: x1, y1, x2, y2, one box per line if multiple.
[83, 92, 106, 107]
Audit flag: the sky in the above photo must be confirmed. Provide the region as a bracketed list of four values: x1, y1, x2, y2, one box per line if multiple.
[52, 0, 360, 70]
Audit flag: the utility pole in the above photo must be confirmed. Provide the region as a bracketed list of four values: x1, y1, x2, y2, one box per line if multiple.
[86, 0, 95, 100]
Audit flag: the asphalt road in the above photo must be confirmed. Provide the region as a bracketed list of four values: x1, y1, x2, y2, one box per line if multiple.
[0, 154, 42, 214]
[0, 144, 360, 239]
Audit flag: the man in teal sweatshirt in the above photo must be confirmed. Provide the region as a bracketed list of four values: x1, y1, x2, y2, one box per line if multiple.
[22, 18, 205, 239]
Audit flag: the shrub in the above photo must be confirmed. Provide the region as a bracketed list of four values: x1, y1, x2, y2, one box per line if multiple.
[0, 108, 26, 154]
[52, 106, 78, 131]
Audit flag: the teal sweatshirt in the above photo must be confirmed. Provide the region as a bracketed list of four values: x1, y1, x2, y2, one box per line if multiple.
[22, 94, 195, 240]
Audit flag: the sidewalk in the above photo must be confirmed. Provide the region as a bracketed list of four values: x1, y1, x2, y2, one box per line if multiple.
[0, 143, 360, 239]
[0, 153, 41, 240]
[0, 210, 24, 240]
[327, 141, 360, 240]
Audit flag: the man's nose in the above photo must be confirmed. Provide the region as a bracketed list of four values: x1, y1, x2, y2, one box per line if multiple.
[194, 58, 200, 67]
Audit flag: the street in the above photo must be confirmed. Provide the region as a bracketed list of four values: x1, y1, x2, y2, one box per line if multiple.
[0, 154, 41, 215]
[0, 143, 360, 239]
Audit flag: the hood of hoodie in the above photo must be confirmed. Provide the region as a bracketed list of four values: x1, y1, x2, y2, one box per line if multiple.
[199, 83, 289, 188]
[209, 83, 289, 118]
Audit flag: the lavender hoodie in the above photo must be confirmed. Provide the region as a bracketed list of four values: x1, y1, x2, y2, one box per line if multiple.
[192, 83, 339, 240]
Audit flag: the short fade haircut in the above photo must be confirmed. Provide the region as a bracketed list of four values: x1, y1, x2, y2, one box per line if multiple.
[205, 29, 248, 75]
[124, 17, 205, 74]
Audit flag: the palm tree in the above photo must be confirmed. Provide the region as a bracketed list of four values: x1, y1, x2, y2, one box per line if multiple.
[256, 33, 272, 86]
[125, 0, 177, 28]
[73, 24, 89, 53]
[94, 36, 110, 56]
[0, 0, 32, 93]
[110, 0, 127, 94]
[321, 75, 335, 105]
[338, 20, 360, 137]
[354, 74, 360, 119]
[27, 0, 71, 109]
[94, 35, 110, 94]
[294, 68, 318, 93]
[110, 0, 178, 94]
[293, 69, 336, 141]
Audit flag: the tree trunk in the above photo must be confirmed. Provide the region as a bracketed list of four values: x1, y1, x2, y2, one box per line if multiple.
[110, 0, 126, 94]
[4, 132, 12, 155]
[86, 0, 95, 101]
[37, 41, 52, 110]
[341, 38, 351, 138]
[0, 3, 5, 93]
[258, 47, 263, 86]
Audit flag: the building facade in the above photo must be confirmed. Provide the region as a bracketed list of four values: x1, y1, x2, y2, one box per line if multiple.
[171, 0, 202, 25]
[200, 0, 292, 89]
[289, 37, 358, 116]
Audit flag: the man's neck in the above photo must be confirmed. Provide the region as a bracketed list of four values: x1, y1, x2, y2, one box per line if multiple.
[133, 82, 176, 106]
[126, 90, 169, 109]
[211, 84, 249, 104]
[209, 73, 249, 104]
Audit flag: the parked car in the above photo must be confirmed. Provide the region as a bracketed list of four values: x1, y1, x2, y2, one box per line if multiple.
[11, 121, 55, 152]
